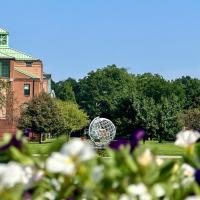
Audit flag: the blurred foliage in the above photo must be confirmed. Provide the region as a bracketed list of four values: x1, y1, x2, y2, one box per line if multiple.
[0, 132, 200, 199]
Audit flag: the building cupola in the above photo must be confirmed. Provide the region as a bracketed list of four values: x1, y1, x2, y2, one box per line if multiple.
[0, 28, 9, 48]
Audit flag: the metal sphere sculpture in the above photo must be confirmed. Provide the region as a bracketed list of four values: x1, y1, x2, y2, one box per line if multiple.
[89, 117, 116, 146]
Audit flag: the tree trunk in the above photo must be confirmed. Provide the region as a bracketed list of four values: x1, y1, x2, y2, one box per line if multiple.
[39, 133, 42, 144]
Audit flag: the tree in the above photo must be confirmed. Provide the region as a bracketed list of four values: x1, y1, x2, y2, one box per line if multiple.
[76, 65, 136, 119]
[0, 80, 7, 108]
[0, 80, 15, 121]
[136, 73, 185, 106]
[174, 76, 200, 109]
[17, 92, 65, 143]
[53, 78, 78, 102]
[179, 108, 200, 131]
[113, 92, 158, 138]
[52, 67, 193, 141]
[56, 100, 89, 135]
[156, 96, 182, 142]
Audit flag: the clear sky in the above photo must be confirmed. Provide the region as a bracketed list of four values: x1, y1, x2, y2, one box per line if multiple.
[1, 0, 200, 81]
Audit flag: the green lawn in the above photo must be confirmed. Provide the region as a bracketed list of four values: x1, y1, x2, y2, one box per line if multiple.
[27, 139, 184, 156]
[141, 140, 184, 156]
[27, 139, 55, 154]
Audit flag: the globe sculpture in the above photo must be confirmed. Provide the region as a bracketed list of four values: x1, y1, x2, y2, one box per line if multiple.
[89, 117, 116, 146]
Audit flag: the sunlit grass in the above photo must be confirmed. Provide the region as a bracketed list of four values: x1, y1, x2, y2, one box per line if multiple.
[27, 139, 184, 156]
[141, 140, 184, 155]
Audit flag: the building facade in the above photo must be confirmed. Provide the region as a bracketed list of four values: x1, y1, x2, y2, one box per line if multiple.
[0, 28, 51, 137]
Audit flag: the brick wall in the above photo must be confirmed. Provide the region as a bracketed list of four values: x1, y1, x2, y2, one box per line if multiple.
[0, 59, 48, 138]
[0, 119, 16, 138]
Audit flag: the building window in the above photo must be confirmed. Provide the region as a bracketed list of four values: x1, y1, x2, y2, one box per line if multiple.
[0, 34, 7, 46]
[24, 84, 30, 96]
[0, 60, 10, 78]
[26, 62, 32, 67]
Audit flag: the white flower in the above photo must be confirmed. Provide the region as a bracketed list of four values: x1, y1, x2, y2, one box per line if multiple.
[51, 178, 61, 191]
[155, 158, 164, 166]
[46, 152, 75, 175]
[181, 164, 195, 177]
[153, 184, 165, 198]
[119, 194, 132, 200]
[128, 183, 147, 196]
[0, 162, 28, 189]
[185, 196, 200, 200]
[44, 191, 56, 200]
[175, 130, 200, 147]
[92, 166, 104, 182]
[172, 183, 180, 189]
[61, 139, 95, 161]
[46, 139, 95, 175]
[182, 177, 194, 185]
[138, 149, 153, 166]
[140, 193, 152, 200]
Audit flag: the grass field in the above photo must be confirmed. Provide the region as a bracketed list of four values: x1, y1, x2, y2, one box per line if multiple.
[27, 139, 184, 156]
[27, 139, 55, 154]
[141, 140, 184, 156]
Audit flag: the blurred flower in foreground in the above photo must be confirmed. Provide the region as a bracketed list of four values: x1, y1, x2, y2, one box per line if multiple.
[175, 130, 200, 148]
[127, 183, 151, 200]
[46, 139, 95, 175]
[109, 128, 145, 152]
[119, 183, 152, 200]
[185, 196, 200, 200]
[119, 194, 131, 200]
[155, 158, 164, 166]
[0, 133, 23, 151]
[182, 164, 195, 177]
[153, 184, 165, 198]
[137, 149, 153, 167]
[0, 162, 31, 189]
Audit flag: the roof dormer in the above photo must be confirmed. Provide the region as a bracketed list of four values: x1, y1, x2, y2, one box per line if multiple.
[0, 28, 9, 48]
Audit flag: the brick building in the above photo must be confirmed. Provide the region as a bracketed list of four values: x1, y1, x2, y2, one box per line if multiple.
[0, 28, 51, 137]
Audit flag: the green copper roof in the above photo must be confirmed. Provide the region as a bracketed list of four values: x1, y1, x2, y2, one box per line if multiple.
[0, 28, 8, 34]
[0, 27, 38, 61]
[0, 48, 37, 61]
[0, 52, 12, 58]
[14, 67, 39, 79]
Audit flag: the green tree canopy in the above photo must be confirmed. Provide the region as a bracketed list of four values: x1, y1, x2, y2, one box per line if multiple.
[136, 73, 185, 106]
[52, 78, 78, 102]
[17, 92, 65, 143]
[76, 64, 136, 119]
[174, 76, 200, 109]
[56, 100, 89, 134]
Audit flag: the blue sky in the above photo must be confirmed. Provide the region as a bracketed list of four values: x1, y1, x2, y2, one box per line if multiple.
[1, 0, 200, 81]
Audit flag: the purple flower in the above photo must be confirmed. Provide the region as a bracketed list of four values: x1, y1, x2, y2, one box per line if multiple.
[109, 128, 146, 152]
[0, 134, 23, 151]
[23, 192, 32, 200]
[195, 169, 200, 185]
[131, 128, 146, 141]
